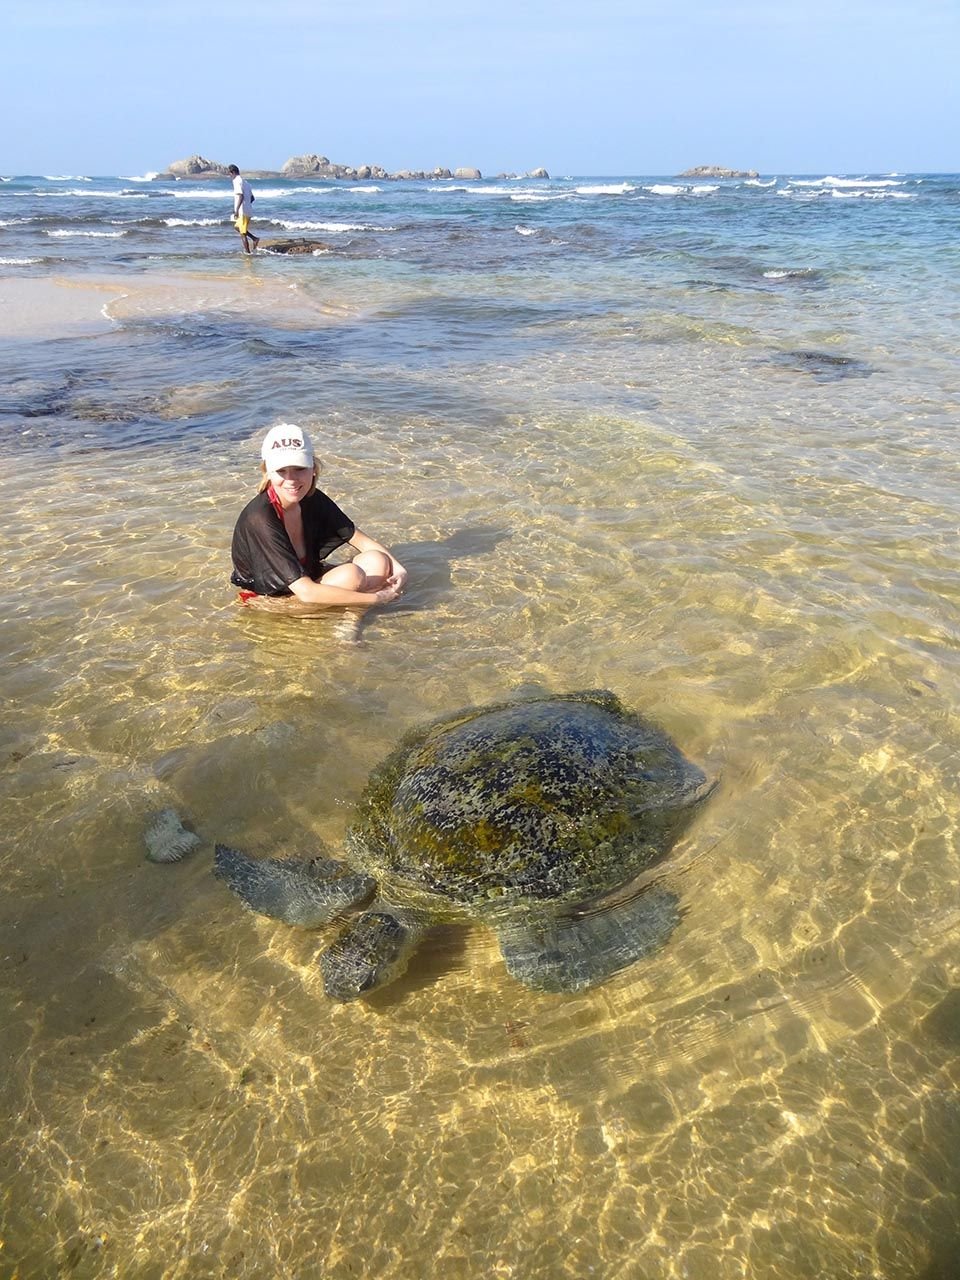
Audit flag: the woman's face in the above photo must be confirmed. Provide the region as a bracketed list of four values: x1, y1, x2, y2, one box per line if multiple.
[268, 465, 315, 506]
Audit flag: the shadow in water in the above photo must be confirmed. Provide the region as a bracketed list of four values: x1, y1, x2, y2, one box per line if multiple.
[334, 884, 686, 1011]
[344, 524, 511, 644]
[390, 524, 512, 613]
[920, 988, 960, 1049]
[360, 923, 473, 1009]
[914, 1251, 960, 1280]
[908, 988, 960, 1279]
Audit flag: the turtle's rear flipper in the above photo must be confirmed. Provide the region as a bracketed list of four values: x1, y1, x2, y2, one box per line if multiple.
[320, 909, 424, 1001]
[214, 845, 375, 927]
[497, 887, 681, 993]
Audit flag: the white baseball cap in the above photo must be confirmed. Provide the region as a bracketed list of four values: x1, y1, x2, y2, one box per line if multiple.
[260, 423, 314, 470]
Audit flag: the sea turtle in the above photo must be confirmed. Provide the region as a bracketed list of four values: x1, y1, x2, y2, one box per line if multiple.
[214, 690, 714, 1000]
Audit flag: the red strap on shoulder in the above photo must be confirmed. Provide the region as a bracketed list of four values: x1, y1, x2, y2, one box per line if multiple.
[266, 484, 285, 521]
[266, 484, 307, 568]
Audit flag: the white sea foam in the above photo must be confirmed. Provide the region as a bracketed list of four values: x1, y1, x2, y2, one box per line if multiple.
[64, 189, 146, 198]
[0, 257, 42, 264]
[746, 179, 778, 187]
[778, 185, 914, 202]
[163, 217, 224, 227]
[646, 184, 685, 196]
[691, 184, 719, 195]
[433, 184, 549, 198]
[164, 188, 231, 199]
[163, 184, 336, 200]
[791, 176, 905, 188]
[514, 226, 538, 236]
[834, 176, 905, 187]
[231, 186, 296, 199]
[16, 189, 138, 198]
[575, 183, 635, 195]
[831, 188, 915, 200]
[346, 185, 382, 193]
[44, 229, 126, 238]
[509, 192, 570, 202]
[0, 217, 31, 226]
[274, 219, 394, 233]
[44, 174, 91, 182]
[121, 173, 160, 182]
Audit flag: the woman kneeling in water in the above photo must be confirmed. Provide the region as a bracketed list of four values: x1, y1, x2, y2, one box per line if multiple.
[231, 424, 406, 609]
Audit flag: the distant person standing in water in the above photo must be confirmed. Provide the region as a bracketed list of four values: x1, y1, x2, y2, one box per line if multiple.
[228, 164, 259, 253]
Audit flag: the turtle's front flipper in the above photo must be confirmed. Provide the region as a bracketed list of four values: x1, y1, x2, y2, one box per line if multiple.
[497, 887, 681, 993]
[320, 909, 425, 1001]
[214, 845, 375, 927]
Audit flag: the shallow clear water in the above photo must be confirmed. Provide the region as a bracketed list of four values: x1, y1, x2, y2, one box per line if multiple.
[2, 172, 960, 1279]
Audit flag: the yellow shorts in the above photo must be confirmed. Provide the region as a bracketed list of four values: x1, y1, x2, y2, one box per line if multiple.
[235, 214, 250, 234]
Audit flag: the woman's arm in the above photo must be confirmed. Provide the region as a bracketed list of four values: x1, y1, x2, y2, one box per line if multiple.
[287, 574, 400, 608]
[349, 527, 408, 587]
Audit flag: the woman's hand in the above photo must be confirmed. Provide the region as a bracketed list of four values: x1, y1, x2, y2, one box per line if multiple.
[375, 578, 403, 605]
[350, 530, 408, 591]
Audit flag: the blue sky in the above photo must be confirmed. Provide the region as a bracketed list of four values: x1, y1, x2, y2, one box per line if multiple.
[8, 0, 958, 175]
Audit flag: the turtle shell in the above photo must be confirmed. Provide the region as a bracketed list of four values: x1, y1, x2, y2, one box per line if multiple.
[345, 691, 708, 911]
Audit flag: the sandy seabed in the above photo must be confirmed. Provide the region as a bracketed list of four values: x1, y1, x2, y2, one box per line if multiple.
[2, 244, 960, 1279]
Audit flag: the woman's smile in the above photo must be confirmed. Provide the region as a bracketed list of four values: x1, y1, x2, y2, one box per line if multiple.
[269, 465, 314, 503]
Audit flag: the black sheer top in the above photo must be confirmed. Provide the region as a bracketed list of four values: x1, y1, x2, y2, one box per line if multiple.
[230, 487, 355, 596]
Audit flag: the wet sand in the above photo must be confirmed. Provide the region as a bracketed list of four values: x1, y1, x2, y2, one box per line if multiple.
[0, 275, 129, 338]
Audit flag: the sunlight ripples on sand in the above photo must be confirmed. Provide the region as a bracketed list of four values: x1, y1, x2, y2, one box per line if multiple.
[2, 173, 960, 1279]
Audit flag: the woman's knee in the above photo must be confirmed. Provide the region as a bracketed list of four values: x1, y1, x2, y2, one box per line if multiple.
[322, 563, 366, 591]
[354, 551, 391, 587]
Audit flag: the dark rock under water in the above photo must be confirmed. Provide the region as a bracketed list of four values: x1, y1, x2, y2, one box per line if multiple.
[258, 239, 332, 256]
[772, 349, 874, 381]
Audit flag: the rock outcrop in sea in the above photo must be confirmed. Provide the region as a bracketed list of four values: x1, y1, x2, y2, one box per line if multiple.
[678, 165, 759, 179]
[156, 154, 551, 182]
[164, 154, 232, 178]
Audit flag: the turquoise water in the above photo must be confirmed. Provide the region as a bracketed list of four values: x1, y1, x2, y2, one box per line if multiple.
[2, 172, 960, 1279]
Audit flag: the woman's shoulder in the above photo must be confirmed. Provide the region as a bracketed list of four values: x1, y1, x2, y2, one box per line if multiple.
[304, 487, 340, 511]
[235, 488, 276, 526]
